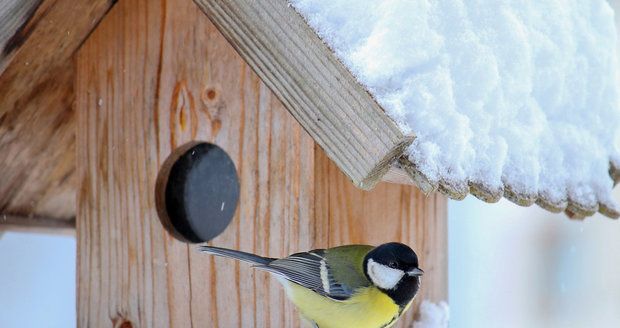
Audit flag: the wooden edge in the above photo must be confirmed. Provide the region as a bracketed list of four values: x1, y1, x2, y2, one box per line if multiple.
[0, 213, 75, 235]
[502, 184, 537, 207]
[535, 195, 567, 213]
[564, 208, 587, 220]
[194, 0, 412, 189]
[383, 157, 437, 195]
[0, 0, 42, 74]
[611, 161, 620, 187]
[438, 179, 469, 201]
[565, 198, 599, 218]
[599, 198, 620, 219]
[357, 134, 414, 190]
[469, 182, 503, 203]
[382, 162, 416, 186]
[386, 156, 617, 220]
[398, 158, 438, 195]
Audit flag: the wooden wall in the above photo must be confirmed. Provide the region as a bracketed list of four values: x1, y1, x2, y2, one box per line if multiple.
[76, 0, 447, 327]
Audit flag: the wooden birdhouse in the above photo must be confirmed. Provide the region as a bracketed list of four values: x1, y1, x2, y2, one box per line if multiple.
[2, 0, 618, 327]
[0, 0, 446, 327]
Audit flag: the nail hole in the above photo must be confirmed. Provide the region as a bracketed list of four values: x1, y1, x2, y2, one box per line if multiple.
[119, 321, 133, 328]
[206, 89, 216, 100]
[202, 87, 219, 104]
[155, 141, 240, 243]
[112, 318, 133, 328]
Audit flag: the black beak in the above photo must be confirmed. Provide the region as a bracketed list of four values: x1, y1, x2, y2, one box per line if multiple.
[407, 268, 424, 277]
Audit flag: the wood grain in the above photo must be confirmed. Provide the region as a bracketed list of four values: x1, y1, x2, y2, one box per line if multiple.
[383, 157, 435, 195]
[193, 0, 414, 190]
[77, 1, 314, 326]
[0, 0, 41, 73]
[0, 0, 114, 221]
[315, 150, 448, 327]
[0, 213, 74, 235]
[76, 0, 447, 327]
[0, 60, 76, 220]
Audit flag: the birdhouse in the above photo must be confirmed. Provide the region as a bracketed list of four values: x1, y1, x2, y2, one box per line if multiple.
[1, 0, 618, 327]
[1, 0, 445, 326]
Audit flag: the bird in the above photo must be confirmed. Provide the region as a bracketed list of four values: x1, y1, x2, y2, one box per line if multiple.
[198, 242, 423, 328]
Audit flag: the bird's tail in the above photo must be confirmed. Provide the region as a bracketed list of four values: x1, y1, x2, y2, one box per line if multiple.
[198, 245, 275, 266]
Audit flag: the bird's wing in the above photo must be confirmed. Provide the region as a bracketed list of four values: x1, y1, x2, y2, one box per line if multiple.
[324, 245, 374, 291]
[257, 246, 373, 301]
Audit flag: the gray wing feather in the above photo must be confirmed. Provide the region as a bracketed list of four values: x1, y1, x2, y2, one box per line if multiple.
[198, 246, 275, 266]
[256, 250, 356, 301]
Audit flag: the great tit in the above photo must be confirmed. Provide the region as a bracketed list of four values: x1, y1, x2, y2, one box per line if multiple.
[199, 242, 423, 328]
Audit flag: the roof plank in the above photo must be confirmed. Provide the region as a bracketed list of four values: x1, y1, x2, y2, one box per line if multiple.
[0, 0, 115, 221]
[0, 213, 75, 235]
[0, 0, 42, 74]
[194, 0, 414, 189]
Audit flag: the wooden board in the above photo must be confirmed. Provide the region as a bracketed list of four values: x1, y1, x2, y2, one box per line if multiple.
[0, 0, 41, 73]
[0, 214, 75, 235]
[0, 0, 114, 222]
[314, 150, 448, 327]
[193, 0, 414, 190]
[76, 0, 447, 327]
[0, 60, 76, 220]
[77, 1, 315, 325]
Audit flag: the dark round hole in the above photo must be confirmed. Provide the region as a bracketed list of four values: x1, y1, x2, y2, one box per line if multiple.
[155, 141, 239, 243]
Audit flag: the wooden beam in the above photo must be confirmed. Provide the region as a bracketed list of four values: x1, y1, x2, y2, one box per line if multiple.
[0, 0, 114, 86]
[0, 213, 75, 235]
[0, 0, 41, 74]
[383, 157, 435, 194]
[76, 0, 447, 326]
[0, 0, 115, 220]
[0, 60, 76, 219]
[193, 0, 413, 190]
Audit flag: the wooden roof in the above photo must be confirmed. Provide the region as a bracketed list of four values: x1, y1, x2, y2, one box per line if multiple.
[196, 0, 620, 219]
[0, 0, 618, 228]
[0, 0, 114, 230]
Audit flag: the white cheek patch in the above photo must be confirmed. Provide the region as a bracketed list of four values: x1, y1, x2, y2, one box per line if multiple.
[367, 259, 405, 290]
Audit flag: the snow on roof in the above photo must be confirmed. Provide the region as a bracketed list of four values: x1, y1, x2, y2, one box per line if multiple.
[290, 0, 620, 218]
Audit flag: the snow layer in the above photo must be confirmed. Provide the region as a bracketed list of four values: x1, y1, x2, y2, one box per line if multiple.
[412, 300, 450, 328]
[290, 0, 620, 207]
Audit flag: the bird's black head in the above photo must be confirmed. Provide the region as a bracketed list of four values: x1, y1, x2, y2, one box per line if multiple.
[363, 242, 423, 307]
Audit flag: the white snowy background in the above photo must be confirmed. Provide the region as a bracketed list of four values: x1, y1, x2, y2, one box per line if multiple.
[0, 232, 75, 328]
[449, 187, 620, 328]
[1, 1, 620, 327]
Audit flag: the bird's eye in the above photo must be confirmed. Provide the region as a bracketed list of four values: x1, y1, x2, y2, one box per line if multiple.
[388, 261, 398, 268]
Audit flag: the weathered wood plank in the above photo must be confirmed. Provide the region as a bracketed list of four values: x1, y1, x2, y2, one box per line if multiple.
[77, 1, 447, 327]
[0, 213, 74, 235]
[0, 0, 41, 74]
[76, 1, 315, 326]
[193, 0, 414, 190]
[0, 60, 76, 220]
[383, 165, 416, 186]
[0, 0, 114, 221]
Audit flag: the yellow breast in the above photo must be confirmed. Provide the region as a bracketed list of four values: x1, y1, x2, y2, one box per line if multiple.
[284, 281, 403, 328]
